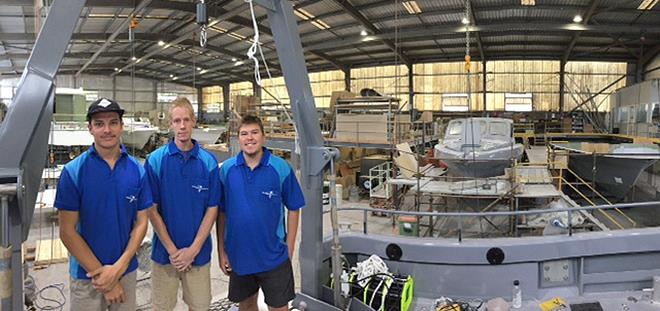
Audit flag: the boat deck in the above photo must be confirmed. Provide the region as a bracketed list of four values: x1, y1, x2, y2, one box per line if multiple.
[389, 165, 561, 198]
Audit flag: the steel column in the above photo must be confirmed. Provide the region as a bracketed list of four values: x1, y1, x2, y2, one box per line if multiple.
[259, 0, 329, 304]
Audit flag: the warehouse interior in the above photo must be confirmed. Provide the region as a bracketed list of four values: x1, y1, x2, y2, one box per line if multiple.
[1, 0, 660, 310]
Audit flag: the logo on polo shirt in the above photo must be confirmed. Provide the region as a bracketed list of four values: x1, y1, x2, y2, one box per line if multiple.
[125, 195, 137, 203]
[261, 190, 277, 199]
[192, 185, 208, 192]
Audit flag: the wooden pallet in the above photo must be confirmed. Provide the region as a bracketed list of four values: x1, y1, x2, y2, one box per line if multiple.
[34, 239, 68, 266]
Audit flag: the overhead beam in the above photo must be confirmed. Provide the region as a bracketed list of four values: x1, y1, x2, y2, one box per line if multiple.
[562, 0, 600, 63]
[301, 22, 660, 53]
[330, 0, 411, 66]
[639, 43, 660, 68]
[2, 21, 657, 45]
[77, 0, 153, 76]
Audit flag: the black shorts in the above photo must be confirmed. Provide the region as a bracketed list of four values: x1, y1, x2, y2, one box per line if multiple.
[228, 259, 295, 308]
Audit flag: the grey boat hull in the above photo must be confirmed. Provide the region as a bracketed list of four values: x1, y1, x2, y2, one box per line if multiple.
[308, 227, 660, 309]
[569, 154, 658, 198]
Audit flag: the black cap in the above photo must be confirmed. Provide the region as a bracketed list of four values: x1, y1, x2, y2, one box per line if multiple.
[86, 97, 125, 121]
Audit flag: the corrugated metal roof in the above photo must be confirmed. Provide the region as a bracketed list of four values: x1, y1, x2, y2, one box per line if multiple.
[0, 0, 654, 85]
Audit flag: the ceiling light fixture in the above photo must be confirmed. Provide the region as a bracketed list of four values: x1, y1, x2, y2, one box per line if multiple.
[311, 20, 331, 30]
[402, 1, 422, 14]
[573, 15, 583, 23]
[231, 57, 237, 62]
[638, 0, 658, 10]
[521, 0, 535, 5]
[172, 76, 178, 80]
[169, 74, 174, 78]
[360, 29, 368, 36]
[157, 40, 165, 46]
[235, 61, 244, 66]
[114, 68, 119, 71]
[131, 56, 137, 61]
[461, 16, 470, 25]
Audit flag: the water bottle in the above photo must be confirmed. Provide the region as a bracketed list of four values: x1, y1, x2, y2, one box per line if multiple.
[512, 280, 522, 309]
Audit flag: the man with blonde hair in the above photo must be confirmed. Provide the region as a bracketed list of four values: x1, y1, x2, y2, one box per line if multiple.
[145, 97, 220, 310]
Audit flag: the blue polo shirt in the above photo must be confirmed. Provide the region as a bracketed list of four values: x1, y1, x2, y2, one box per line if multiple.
[219, 148, 305, 275]
[55, 145, 153, 280]
[145, 140, 220, 266]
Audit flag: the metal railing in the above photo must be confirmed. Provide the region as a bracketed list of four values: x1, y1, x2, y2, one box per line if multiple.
[335, 200, 660, 242]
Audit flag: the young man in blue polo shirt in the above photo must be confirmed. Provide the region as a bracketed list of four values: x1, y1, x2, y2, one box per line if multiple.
[217, 115, 305, 311]
[56, 98, 152, 310]
[145, 97, 219, 310]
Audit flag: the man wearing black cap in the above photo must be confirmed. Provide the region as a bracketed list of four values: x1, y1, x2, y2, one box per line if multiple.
[55, 97, 153, 310]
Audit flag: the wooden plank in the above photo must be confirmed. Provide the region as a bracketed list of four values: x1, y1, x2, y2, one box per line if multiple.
[335, 114, 389, 142]
[34, 239, 69, 266]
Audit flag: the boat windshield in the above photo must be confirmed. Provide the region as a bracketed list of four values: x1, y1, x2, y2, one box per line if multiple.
[479, 120, 488, 135]
[447, 121, 463, 136]
[489, 122, 509, 136]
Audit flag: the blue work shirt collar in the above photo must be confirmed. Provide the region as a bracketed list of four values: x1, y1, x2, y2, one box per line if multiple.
[236, 147, 271, 168]
[167, 139, 200, 158]
[88, 143, 129, 159]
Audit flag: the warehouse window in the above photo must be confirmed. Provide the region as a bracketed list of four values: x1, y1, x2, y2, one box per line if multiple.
[504, 93, 533, 112]
[441, 93, 469, 112]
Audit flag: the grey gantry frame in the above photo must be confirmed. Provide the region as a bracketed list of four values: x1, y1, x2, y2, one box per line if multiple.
[252, 0, 339, 309]
[0, 0, 87, 309]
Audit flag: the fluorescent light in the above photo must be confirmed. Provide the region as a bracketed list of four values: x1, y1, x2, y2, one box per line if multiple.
[573, 15, 583, 23]
[402, 1, 422, 14]
[197, 67, 202, 71]
[231, 57, 237, 62]
[135, 58, 141, 63]
[228, 32, 246, 40]
[521, 0, 535, 5]
[461, 16, 470, 25]
[294, 8, 329, 30]
[199, 69, 208, 74]
[88, 13, 115, 18]
[235, 61, 244, 66]
[163, 44, 170, 49]
[131, 56, 137, 61]
[360, 29, 368, 36]
[157, 40, 165, 46]
[172, 76, 178, 80]
[114, 67, 119, 71]
[294, 8, 314, 21]
[311, 20, 330, 30]
[638, 0, 658, 10]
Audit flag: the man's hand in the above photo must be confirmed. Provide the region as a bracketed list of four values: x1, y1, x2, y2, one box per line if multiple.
[103, 283, 125, 305]
[88, 264, 122, 293]
[170, 247, 197, 272]
[219, 251, 232, 275]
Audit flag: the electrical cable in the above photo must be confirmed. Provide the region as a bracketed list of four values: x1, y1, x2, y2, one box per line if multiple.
[25, 275, 66, 311]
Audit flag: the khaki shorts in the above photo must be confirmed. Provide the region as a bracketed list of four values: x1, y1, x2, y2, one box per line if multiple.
[151, 262, 211, 311]
[70, 270, 137, 311]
